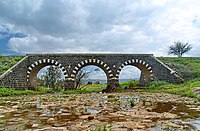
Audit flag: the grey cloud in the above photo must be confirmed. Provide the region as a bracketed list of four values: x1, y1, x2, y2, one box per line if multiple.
[0, 0, 199, 56]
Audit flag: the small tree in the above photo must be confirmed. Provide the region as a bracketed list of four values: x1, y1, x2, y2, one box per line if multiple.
[41, 66, 62, 90]
[168, 41, 192, 57]
[75, 68, 100, 89]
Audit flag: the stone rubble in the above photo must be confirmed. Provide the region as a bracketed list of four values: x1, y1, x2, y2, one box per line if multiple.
[0, 92, 199, 130]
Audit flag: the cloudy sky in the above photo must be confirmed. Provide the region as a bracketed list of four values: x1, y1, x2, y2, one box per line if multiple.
[0, 0, 200, 56]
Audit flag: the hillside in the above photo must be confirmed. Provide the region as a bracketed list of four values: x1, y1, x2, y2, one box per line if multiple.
[0, 56, 24, 75]
[157, 57, 200, 81]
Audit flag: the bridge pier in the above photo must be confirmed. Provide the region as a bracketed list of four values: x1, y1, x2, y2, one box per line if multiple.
[64, 78, 75, 90]
[103, 78, 120, 92]
[108, 78, 119, 87]
[139, 73, 145, 86]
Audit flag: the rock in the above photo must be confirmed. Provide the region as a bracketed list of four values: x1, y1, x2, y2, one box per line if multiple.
[47, 117, 56, 124]
[117, 121, 146, 129]
[0, 106, 5, 109]
[88, 115, 95, 120]
[47, 118, 55, 121]
[62, 109, 70, 113]
[33, 127, 67, 131]
[158, 112, 177, 119]
[165, 122, 181, 128]
[80, 115, 95, 120]
[39, 114, 48, 117]
[32, 124, 39, 128]
[12, 105, 19, 109]
[142, 119, 153, 123]
[70, 124, 89, 130]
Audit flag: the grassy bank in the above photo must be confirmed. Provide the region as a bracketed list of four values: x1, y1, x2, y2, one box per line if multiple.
[0, 56, 23, 75]
[136, 80, 200, 101]
[0, 81, 199, 101]
[0, 84, 107, 96]
[157, 57, 200, 81]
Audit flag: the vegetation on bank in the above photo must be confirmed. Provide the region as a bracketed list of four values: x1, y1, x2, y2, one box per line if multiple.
[0, 85, 104, 96]
[0, 56, 23, 75]
[138, 80, 200, 101]
[158, 57, 200, 81]
[1, 80, 199, 101]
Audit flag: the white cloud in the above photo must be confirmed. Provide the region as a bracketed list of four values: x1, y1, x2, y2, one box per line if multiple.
[0, 0, 199, 56]
[119, 65, 141, 80]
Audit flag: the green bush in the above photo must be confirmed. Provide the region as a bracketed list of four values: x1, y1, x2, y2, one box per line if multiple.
[120, 80, 139, 88]
[37, 86, 53, 93]
[0, 87, 34, 96]
[146, 81, 169, 88]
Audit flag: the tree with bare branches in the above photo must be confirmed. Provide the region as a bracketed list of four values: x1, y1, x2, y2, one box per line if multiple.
[168, 41, 192, 57]
[75, 68, 100, 89]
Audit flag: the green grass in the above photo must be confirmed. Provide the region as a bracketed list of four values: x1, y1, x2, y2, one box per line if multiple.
[64, 84, 107, 94]
[81, 84, 106, 92]
[0, 86, 55, 96]
[0, 56, 24, 75]
[0, 87, 34, 96]
[119, 80, 139, 88]
[157, 57, 200, 81]
[136, 80, 200, 101]
[0, 84, 106, 96]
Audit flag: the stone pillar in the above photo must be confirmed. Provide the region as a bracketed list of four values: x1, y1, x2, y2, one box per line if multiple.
[103, 78, 120, 93]
[64, 78, 75, 90]
[108, 78, 119, 87]
[139, 72, 145, 86]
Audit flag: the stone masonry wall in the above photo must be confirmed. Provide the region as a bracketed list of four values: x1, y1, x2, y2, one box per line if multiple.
[0, 54, 182, 89]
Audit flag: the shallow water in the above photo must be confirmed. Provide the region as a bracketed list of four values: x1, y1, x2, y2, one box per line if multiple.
[191, 118, 200, 130]
[86, 108, 101, 114]
[152, 102, 200, 119]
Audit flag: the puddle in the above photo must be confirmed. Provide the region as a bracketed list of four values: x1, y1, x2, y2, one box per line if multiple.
[102, 95, 108, 99]
[86, 108, 101, 114]
[119, 95, 141, 110]
[152, 102, 200, 119]
[190, 118, 200, 130]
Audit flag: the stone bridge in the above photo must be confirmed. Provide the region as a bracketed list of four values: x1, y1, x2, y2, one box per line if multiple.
[0, 54, 182, 90]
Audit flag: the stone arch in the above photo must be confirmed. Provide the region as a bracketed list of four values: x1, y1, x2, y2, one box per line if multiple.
[27, 59, 67, 87]
[70, 59, 113, 81]
[116, 59, 153, 83]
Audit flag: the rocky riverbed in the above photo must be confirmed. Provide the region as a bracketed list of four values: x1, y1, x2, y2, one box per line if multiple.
[0, 92, 199, 131]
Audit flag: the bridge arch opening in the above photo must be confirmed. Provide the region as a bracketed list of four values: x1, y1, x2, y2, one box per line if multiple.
[75, 65, 107, 90]
[37, 65, 65, 88]
[117, 59, 153, 86]
[27, 59, 67, 88]
[119, 65, 141, 86]
[71, 59, 113, 90]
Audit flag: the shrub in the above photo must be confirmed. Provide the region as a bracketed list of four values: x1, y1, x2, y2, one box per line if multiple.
[37, 86, 53, 93]
[146, 81, 169, 88]
[0, 87, 34, 96]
